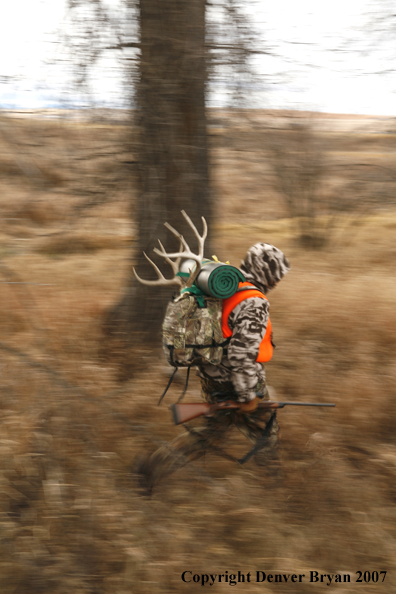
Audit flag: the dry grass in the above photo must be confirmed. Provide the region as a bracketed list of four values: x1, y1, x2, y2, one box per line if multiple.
[0, 112, 395, 593]
[34, 231, 131, 255]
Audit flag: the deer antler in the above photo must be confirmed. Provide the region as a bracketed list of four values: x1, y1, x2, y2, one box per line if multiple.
[133, 251, 183, 287]
[156, 238, 184, 276]
[155, 210, 207, 287]
[133, 210, 207, 288]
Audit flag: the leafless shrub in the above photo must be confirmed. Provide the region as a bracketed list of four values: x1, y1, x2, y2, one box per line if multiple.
[267, 122, 354, 248]
[35, 231, 129, 255]
[0, 116, 66, 189]
[17, 199, 65, 226]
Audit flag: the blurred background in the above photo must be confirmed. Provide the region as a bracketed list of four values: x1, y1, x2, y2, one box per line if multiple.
[0, 0, 395, 592]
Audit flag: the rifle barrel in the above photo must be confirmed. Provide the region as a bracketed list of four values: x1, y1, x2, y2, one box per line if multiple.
[271, 402, 335, 407]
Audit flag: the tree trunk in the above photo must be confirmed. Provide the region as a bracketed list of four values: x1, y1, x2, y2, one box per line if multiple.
[105, 0, 212, 355]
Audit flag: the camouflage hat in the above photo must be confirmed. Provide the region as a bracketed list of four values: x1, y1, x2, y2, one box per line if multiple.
[240, 243, 290, 294]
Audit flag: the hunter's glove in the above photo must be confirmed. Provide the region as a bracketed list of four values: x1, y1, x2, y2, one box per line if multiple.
[238, 397, 259, 413]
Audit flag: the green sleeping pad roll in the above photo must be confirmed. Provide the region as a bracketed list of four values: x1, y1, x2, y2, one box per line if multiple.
[195, 261, 245, 299]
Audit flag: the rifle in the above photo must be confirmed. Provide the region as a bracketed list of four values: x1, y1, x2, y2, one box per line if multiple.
[170, 400, 335, 426]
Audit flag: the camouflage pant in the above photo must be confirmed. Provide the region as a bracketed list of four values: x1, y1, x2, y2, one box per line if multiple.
[200, 375, 279, 461]
[136, 378, 280, 493]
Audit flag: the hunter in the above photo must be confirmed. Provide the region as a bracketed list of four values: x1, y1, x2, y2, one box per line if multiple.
[196, 242, 290, 465]
[133, 212, 290, 488]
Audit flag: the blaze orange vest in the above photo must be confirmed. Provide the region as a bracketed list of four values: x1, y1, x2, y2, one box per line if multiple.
[221, 281, 273, 363]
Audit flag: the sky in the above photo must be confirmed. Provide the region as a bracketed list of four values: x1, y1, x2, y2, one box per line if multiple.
[249, 0, 396, 114]
[0, 0, 395, 115]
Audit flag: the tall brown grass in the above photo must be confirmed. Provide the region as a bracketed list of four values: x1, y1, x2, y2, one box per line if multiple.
[0, 113, 394, 593]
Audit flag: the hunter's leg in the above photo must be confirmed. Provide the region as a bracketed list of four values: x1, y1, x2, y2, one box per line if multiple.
[234, 410, 280, 468]
[234, 380, 280, 468]
[135, 415, 232, 493]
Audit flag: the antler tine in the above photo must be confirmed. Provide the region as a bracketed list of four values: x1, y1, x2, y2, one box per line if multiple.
[164, 221, 191, 254]
[181, 210, 208, 248]
[153, 247, 200, 264]
[179, 211, 207, 287]
[133, 252, 182, 287]
[156, 239, 183, 275]
[143, 251, 165, 278]
[163, 212, 207, 262]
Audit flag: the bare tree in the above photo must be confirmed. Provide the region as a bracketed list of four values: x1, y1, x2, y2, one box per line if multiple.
[62, 0, 257, 366]
[105, 0, 212, 348]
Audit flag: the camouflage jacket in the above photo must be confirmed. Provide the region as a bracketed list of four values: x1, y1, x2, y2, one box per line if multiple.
[197, 297, 269, 402]
[197, 243, 290, 403]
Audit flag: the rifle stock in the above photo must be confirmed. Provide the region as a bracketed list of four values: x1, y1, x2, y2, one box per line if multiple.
[170, 401, 335, 425]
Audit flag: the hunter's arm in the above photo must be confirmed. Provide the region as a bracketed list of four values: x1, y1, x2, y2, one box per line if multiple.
[227, 297, 269, 402]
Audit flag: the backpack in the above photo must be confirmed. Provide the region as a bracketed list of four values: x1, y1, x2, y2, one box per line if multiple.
[162, 292, 228, 368]
[132, 211, 245, 403]
[159, 290, 230, 404]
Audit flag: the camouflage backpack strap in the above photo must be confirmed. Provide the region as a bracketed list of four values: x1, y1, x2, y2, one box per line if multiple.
[157, 365, 192, 406]
[158, 367, 179, 405]
[177, 366, 191, 403]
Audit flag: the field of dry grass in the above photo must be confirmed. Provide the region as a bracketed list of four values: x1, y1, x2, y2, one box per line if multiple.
[0, 111, 395, 593]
